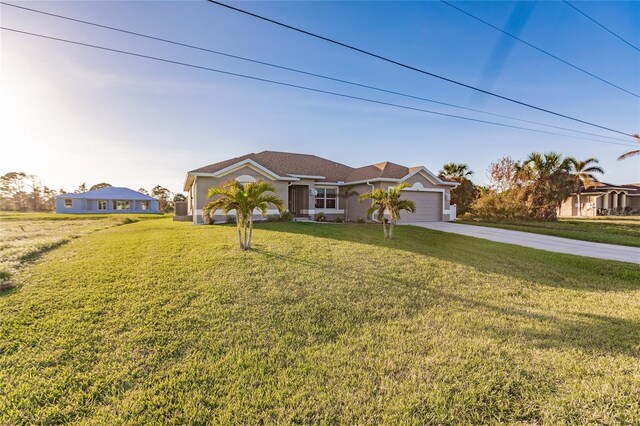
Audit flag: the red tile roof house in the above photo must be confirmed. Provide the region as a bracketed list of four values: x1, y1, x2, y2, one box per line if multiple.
[183, 151, 459, 224]
[557, 182, 640, 217]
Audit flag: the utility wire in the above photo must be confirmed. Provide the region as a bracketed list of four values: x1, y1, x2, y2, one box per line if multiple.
[1, 26, 637, 148]
[0, 1, 631, 144]
[440, 0, 639, 98]
[206, 0, 635, 138]
[563, 0, 640, 53]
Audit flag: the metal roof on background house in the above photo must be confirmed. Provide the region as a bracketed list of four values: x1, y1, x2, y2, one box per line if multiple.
[56, 187, 156, 200]
[189, 150, 456, 184]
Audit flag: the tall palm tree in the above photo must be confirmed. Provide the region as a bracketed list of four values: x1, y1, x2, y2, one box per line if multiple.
[338, 184, 359, 222]
[572, 158, 604, 216]
[439, 163, 474, 180]
[203, 180, 285, 250]
[617, 134, 640, 161]
[359, 183, 416, 239]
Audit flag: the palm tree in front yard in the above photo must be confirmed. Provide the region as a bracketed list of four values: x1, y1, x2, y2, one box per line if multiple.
[572, 158, 604, 217]
[338, 184, 359, 222]
[617, 134, 640, 161]
[359, 183, 416, 239]
[203, 180, 285, 250]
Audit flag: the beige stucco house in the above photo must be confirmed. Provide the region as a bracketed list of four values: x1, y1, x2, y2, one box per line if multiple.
[183, 151, 459, 224]
[558, 182, 640, 217]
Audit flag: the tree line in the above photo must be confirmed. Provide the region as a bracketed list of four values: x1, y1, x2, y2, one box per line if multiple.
[439, 152, 606, 221]
[0, 172, 184, 213]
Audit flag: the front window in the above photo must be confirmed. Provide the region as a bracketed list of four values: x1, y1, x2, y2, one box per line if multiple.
[97, 200, 107, 210]
[141, 201, 150, 211]
[113, 200, 130, 210]
[64, 199, 72, 208]
[315, 188, 337, 209]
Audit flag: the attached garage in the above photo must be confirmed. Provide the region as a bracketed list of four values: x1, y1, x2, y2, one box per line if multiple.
[397, 191, 443, 222]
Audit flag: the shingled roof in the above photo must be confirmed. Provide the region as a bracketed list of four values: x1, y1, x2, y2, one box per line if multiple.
[190, 151, 354, 182]
[189, 151, 454, 184]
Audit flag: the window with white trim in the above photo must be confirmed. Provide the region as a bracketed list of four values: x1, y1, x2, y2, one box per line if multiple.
[315, 187, 337, 209]
[64, 199, 72, 208]
[113, 200, 130, 210]
[97, 200, 107, 210]
[141, 201, 150, 211]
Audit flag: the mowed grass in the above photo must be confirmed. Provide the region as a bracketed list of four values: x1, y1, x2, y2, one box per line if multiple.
[0, 212, 164, 285]
[1, 218, 639, 424]
[459, 216, 640, 247]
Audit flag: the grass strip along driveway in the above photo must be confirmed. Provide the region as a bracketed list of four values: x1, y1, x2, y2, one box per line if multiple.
[1, 218, 639, 424]
[458, 217, 640, 247]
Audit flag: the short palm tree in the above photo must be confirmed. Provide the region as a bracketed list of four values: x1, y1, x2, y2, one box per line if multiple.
[439, 163, 474, 180]
[359, 183, 416, 239]
[203, 180, 285, 250]
[572, 157, 604, 216]
[338, 184, 359, 222]
[617, 134, 640, 161]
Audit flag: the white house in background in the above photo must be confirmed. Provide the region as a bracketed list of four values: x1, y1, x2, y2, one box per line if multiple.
[55, 187, 160, 214]
[558, 182, 640, 217]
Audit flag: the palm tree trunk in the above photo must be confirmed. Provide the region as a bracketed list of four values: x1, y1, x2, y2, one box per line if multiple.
[382, 218, 388, 239]
[243, 216, 249, 251]
[235, 212, 244, 250]
[577, 187, 582, 217]
[389, 220, 394, 239]
[247, 215, 254, 250]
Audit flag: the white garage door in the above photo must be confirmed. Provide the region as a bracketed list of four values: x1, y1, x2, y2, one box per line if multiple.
[397, 191, 442, 222]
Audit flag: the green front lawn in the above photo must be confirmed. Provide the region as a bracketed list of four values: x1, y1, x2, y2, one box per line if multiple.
[458, 216, 640, 247]
[1, 218, 639, 424]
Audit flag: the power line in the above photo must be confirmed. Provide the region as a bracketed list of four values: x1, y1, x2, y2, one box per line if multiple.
[206, 0, 635, 138]
[1, 26, 637, 149]
[563, 1, 640, 53]
[0, 1, 631, 144]
[440, 0, 639, 98]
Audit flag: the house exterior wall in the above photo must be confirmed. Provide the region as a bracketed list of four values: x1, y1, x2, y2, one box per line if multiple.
[192, 166, 290, 224]
[628, 196, 640, 209]
[55, 198, 159, 214]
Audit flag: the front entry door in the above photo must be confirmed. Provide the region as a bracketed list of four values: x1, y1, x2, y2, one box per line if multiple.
[288, 187, 297, 215]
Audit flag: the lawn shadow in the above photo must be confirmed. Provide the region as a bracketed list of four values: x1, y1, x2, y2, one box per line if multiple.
[252, 244, 640, 357]
[256, 222, 640, 292]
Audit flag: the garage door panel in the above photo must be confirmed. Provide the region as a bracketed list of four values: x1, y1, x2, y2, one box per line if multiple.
[397, 191, 442, 222]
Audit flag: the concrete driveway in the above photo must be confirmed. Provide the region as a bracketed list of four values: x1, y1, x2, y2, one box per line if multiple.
[405, 222, 640, 264]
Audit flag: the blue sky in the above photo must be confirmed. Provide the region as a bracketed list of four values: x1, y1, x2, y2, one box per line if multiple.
[1, 0, 639, 194]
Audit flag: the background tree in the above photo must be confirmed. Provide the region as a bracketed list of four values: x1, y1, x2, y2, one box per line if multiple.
[203, 180, 285, 250]
[151, 185, 174, 213]
[439, 163, 477, 216]
[439, 163, 474, 180]
[516, 152, 576, 220]
[90, 183, 112, 191]
[338, 184, 359, 222]
[74, 183, 87, 194]
[138, 188, 149, 195]
[617, 134, 640, 161]
[0, 172, 28, 211]
[572, 158, 604, 217]
[173, 193, 186, 202]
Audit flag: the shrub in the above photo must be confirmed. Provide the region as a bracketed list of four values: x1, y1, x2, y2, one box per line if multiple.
[280, 211, 294, 222]
[315, 212, 326, 222]
[335, 216, 344, 223]
[356, 217, 365, 224]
